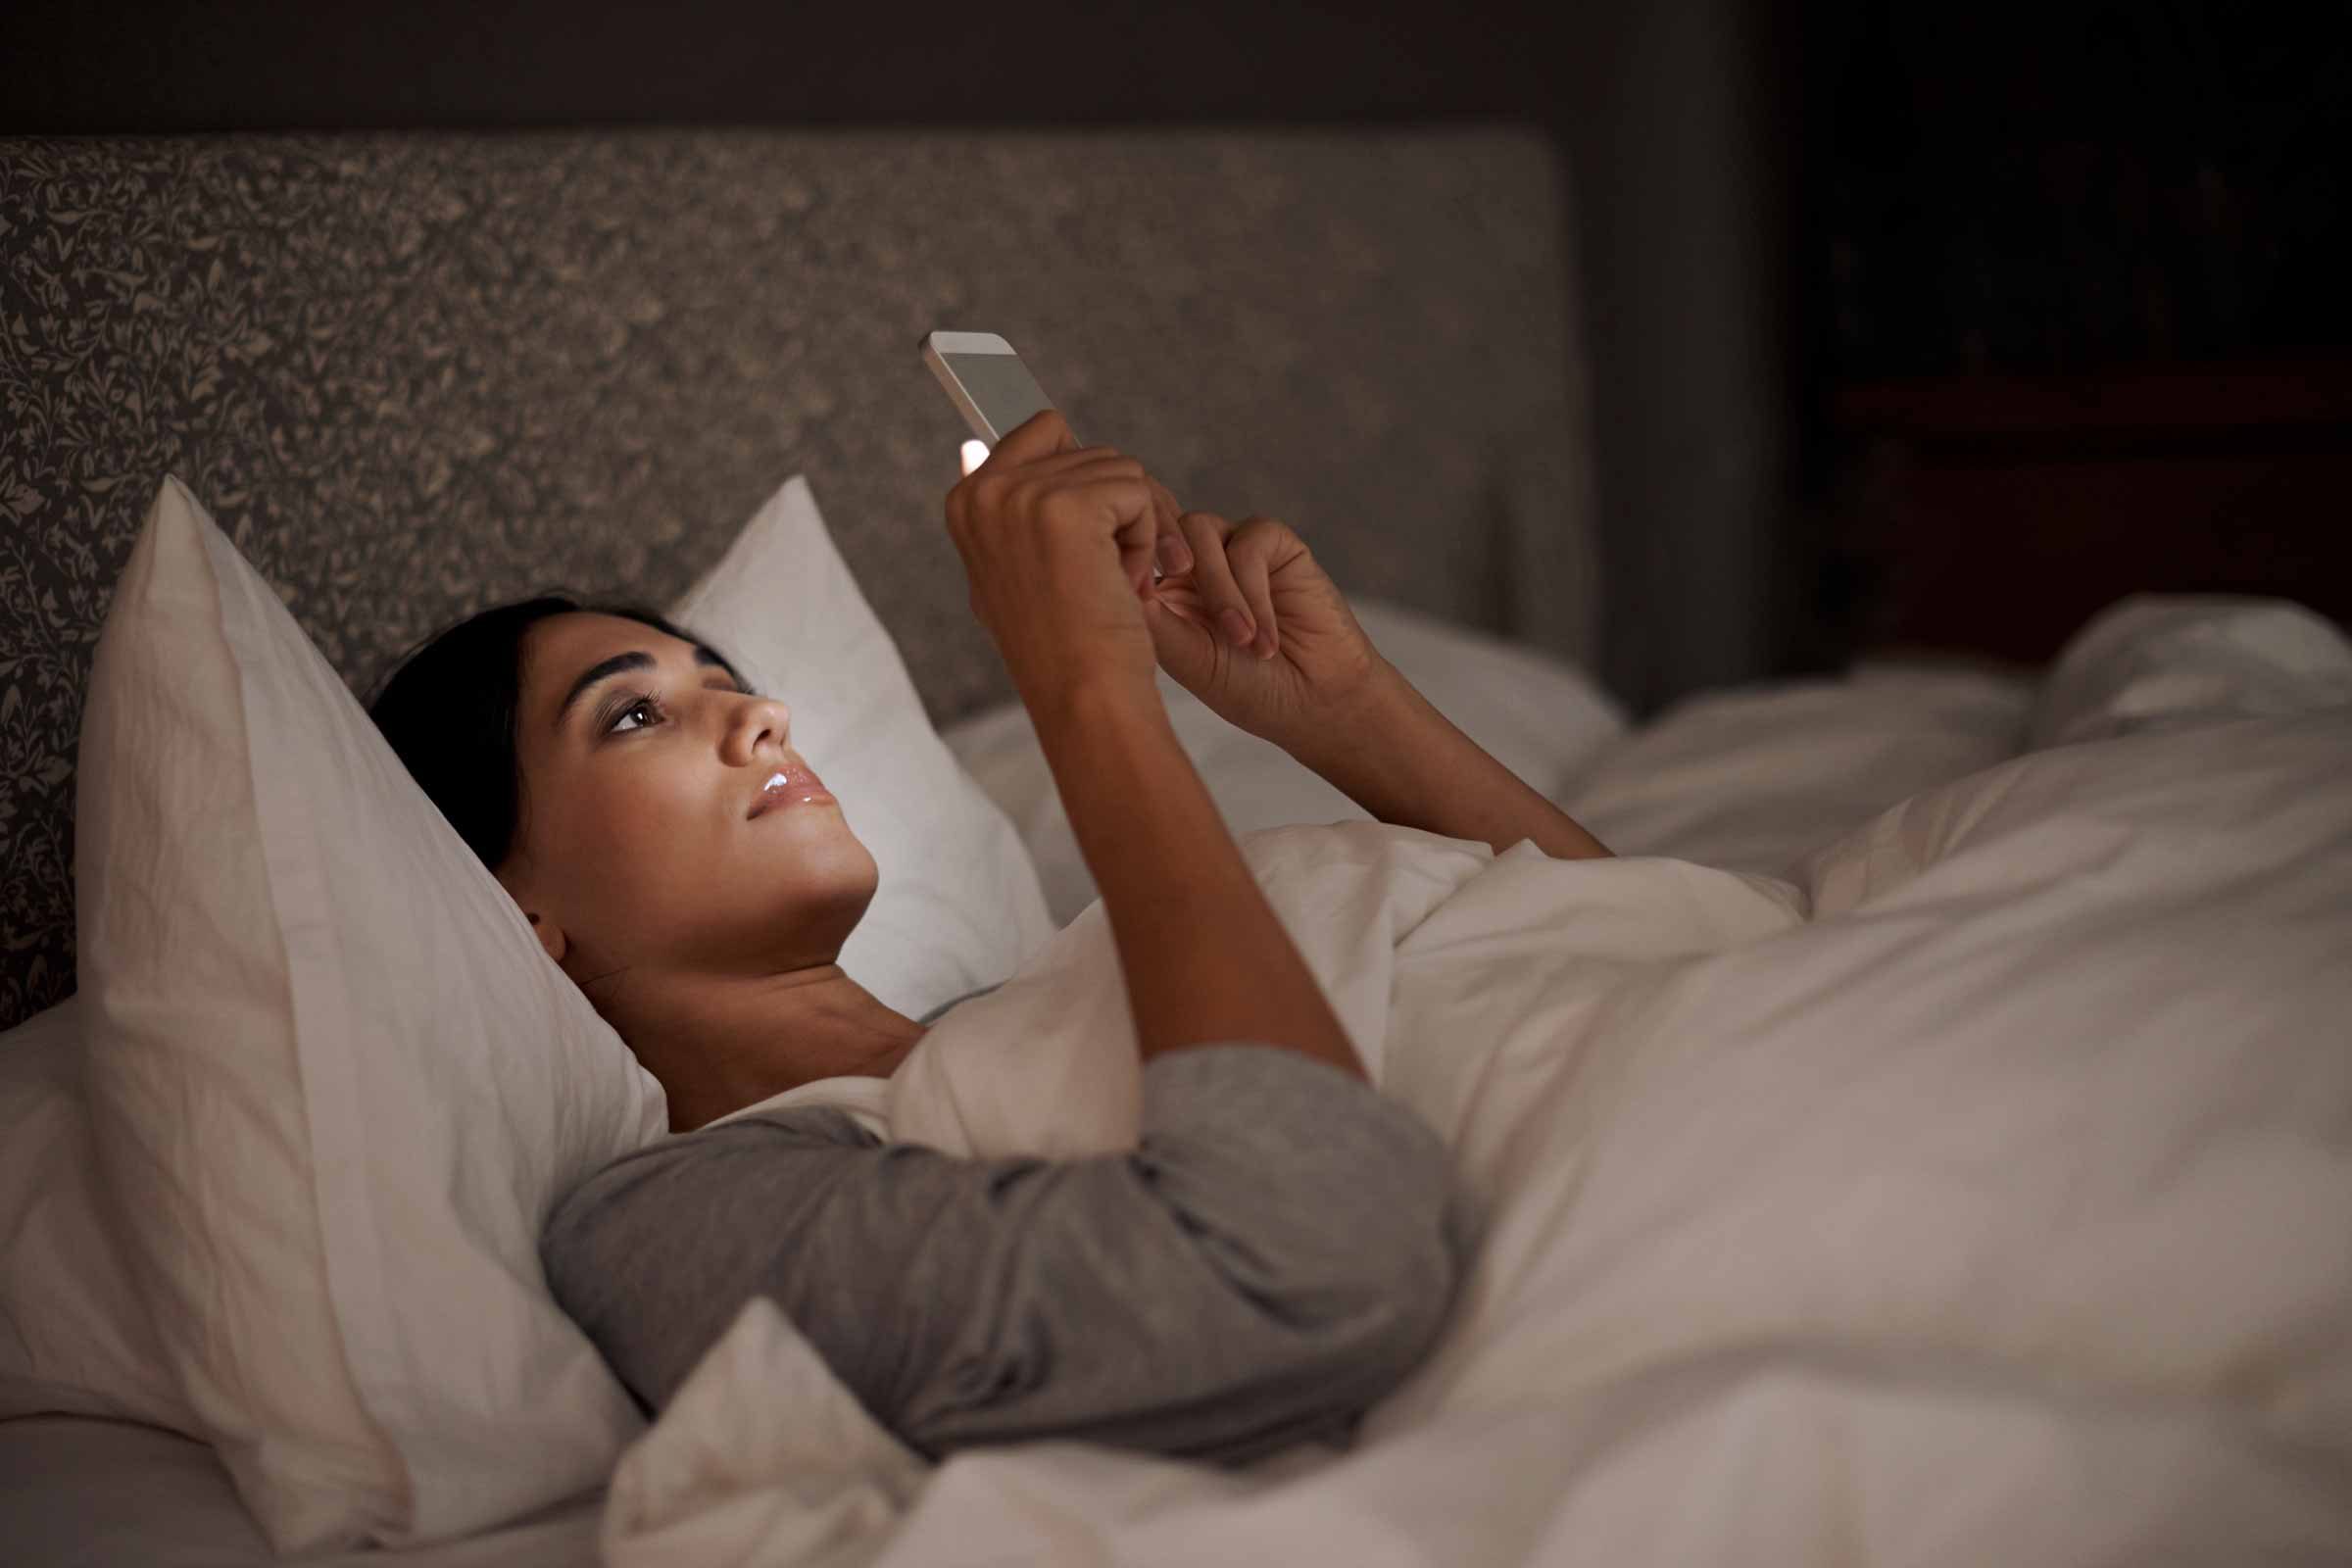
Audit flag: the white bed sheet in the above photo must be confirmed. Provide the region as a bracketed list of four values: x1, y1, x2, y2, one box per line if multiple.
[1561, 661, 2032, 875]
[0, 1415, 603, 1567]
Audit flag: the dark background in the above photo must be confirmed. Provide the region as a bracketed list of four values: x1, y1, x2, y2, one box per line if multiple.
[10, 0, 2347, 711]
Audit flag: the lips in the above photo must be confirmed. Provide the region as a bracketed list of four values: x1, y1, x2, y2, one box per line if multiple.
[748, 760, 833, 818]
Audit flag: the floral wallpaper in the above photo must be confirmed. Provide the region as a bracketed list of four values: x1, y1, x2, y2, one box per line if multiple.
[0, 129, 1595, 1031]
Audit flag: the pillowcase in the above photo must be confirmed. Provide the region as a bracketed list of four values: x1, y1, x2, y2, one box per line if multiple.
[668, 475, 1055, 1017]
[0, 996, 196, 1435]
[943, 597, 1628, 925]
[76, 477, 670, 1552]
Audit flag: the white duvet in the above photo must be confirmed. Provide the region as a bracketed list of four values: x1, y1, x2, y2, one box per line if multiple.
[601, 602, 2352, 1567]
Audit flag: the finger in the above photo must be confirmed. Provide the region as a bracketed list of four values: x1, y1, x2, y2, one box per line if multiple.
[1125, 537, 1156, 598]
[1007, 460, 1154, 543]
[1098, 470, 1183, 587]
[1146, 587, 1211, 640]
[1174, 512, 1258, 650]
[987, 408, 1081, 466]
[1022, 451, 1148, 491]
[1070, 472, 1157, 596]
[999, 455, 1151, 532]
[1070, 473, 1159, 548]
[944, 473, 967, 546]
[972, 444, 1155, 592]
[995, 447, 1142, 485]
[1142, 592, 1216, 689]
[1142, 495, 1177, 591]
[1123, 478, 1162, 596]
[1226, 515, 1290, 659]
[1148, 478, 1192, 576]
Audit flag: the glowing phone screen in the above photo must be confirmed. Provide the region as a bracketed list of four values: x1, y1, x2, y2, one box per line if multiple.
[945, 352, 1054, 440]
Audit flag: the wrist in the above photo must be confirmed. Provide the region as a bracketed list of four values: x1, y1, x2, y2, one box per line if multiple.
[1277, 655, 1414, 771]
[1280, 664, 1483, 832]
[1020, 665, 1164, 746]
[1283, 661, 1613, 860]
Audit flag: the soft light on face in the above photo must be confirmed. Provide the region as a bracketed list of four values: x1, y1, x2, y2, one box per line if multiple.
[499, 612, 879, 994]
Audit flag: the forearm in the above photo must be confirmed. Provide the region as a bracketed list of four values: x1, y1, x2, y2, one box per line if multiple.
[1029, 678, 1366, 1080]
[1285, 662, 1612, 860]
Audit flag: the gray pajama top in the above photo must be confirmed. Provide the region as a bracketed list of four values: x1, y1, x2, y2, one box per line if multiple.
[539, 1035, 1478, 1467]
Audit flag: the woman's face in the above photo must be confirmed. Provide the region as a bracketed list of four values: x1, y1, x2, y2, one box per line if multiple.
[499, 612, 878, 993]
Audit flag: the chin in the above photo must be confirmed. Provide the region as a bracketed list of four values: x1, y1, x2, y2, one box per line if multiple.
[762, 836, 880, 944]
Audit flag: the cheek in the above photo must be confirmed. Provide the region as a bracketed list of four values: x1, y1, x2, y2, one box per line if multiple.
[527, 751, 878, 963]
[536, 754, 721, 911]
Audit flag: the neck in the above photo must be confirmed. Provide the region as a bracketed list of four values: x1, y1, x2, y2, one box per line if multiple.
[593, 962, 927, 1133]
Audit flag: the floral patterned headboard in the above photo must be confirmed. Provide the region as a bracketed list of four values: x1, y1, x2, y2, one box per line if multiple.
[0, 127, 1598, 1029]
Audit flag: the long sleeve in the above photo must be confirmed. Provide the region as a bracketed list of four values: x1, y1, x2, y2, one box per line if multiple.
[540, 1043, 1478, 1466]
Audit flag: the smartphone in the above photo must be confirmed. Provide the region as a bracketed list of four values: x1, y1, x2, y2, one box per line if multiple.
[922, 330, 1158, 580]
[920, 330, 1062, 445]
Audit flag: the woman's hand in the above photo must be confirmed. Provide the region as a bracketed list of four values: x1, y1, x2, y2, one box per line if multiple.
[1140, 505, 1392, 750]
[946, 410, 1176, 716]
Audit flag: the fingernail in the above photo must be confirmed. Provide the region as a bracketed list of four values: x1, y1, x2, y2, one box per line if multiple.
[1256, 629, 1277, 660]
[1158, 535, 1193, 574]
[1221, 608, 1254, 646]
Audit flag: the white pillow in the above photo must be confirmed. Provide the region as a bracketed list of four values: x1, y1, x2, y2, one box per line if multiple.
[669, 475, 1055, 1016]
[0, 996, 195, 1435]
[76, 477, 669, 1552]
[943, 597, 1627, 925]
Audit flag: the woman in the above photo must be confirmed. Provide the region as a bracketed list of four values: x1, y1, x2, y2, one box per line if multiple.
[369, 410, 1612, 1466]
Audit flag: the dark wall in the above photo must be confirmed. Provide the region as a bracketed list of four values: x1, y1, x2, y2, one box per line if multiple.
[1798, 1, 2352, 383]
[8, 0, 1572, 131]
[1788, 2, 2352, 667]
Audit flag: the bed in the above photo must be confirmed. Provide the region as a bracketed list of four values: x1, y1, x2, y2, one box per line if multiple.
[6, 132, 2351, 1566]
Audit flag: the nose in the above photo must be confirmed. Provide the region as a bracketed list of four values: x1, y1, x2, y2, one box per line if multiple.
[720, 693, 791, 767]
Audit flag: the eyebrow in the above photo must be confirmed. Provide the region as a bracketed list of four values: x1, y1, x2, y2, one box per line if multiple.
[554, 645, 737, 730]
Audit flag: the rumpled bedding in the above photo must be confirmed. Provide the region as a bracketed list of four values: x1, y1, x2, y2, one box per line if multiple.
[601, 600, 2352, 1567]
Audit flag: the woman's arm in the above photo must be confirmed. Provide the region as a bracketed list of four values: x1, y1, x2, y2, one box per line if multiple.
[1029, 675, 1368, 1079]
[1140, 508, 1611, 862]
[945, 411, 1368, 1082]
[544, 1045, 1475, 1463]
[1282, 660, 1613, 861]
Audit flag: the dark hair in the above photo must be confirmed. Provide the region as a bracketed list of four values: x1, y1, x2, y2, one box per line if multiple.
[368, 595, 743, 869]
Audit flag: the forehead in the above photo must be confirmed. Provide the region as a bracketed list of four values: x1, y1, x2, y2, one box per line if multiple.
[521, 612, 698, 708]
[521, 611, 686, 686]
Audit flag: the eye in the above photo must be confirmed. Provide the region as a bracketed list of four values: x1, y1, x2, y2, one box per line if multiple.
[606, 694, 666, 735]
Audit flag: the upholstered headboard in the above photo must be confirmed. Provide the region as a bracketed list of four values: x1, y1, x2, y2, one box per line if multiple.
[0, 127, 1599, 1030]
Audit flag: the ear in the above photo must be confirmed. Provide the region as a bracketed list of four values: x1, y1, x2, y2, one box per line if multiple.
[498, 863, 568, 965]
[523, 909, 568, 965]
